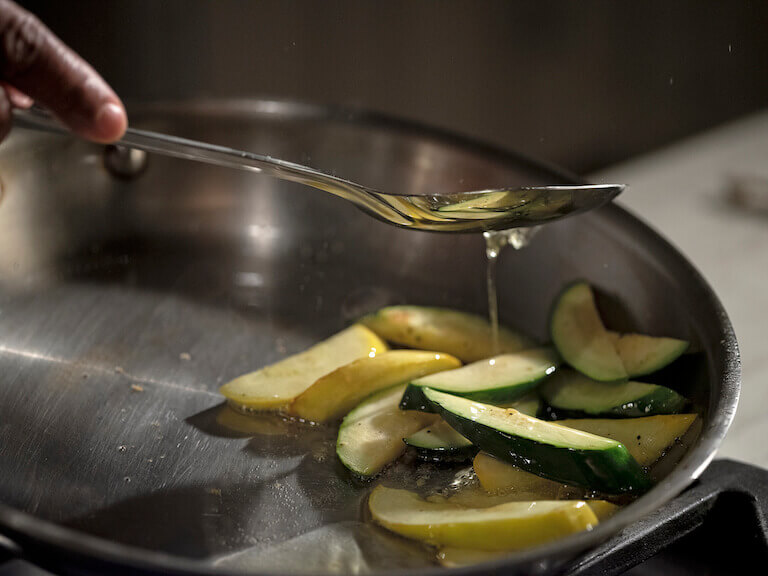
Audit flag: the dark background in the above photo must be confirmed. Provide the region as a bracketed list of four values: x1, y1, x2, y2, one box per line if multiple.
[19, 0, 768, 173]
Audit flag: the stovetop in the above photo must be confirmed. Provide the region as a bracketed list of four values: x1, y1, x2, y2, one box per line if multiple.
[571, 459, 768, 575]
[0, 460, 765, 576]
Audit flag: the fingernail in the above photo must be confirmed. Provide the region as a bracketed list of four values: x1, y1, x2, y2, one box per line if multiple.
[94, 102, 127, 142]
[12, 93, 34, 108]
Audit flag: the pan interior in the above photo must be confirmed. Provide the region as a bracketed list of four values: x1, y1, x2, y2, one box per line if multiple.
[0, 104, 721, 573]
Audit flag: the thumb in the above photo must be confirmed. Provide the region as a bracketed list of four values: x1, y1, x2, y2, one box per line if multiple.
[0, 0, 127, 142]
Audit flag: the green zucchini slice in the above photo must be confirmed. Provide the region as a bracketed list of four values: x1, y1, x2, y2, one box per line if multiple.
[404, 420, 476, 461]
[608, 332, 689, 377]
[541, 369, 689, 418]
[403, 393, 542, 460]
[497, 392, 543, 418]
[408, 347, 558, 403]
[401, 386, 649, 494]
[550, 282, 627, 382]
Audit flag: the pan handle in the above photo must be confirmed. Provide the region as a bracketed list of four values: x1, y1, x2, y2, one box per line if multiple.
[0, 533, 20, 564]
[565, 459, 768, 575]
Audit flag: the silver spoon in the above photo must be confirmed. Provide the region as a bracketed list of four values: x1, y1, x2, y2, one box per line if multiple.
[13, 107, 623, 232]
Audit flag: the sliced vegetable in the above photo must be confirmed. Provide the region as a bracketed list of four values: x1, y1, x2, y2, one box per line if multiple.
[336, 385, 437, 477]
[360, 306, 532, 362]
[473, 452, 577, 498]
[432, 482, 616, 521]
[290, 350, 460, 422]
[220, 325, 387, 410]
[501, 392, 542, 418]
[435, 492, 612, 567]
[404, 420, 475, 461]
[426, 486, 536, 508]
[550, 282, 627, 382]
[608, 332, 689, 377]
[368, 486, 598, 552]
[559, 414, 698, 466]
[473, 453, 619, 518]
[588, 500, 620, 520]
[401, 387, 649, 493]
[541, 369, 689, 418]
[408, 347, 558, 403]
[404, 393, 542, 460]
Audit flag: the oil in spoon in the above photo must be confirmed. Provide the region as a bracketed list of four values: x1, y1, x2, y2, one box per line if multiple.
[483, 228, 540, 352]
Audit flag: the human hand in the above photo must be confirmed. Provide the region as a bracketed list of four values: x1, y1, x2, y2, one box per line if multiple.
[0, 0, 126, 143]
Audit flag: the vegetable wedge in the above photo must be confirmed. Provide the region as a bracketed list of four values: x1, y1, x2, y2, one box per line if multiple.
[220, 325, 386, 410]
[290, 350, 460, 422]
[369, 486, 598, 551]
[337, 385, 438, 477]
[361, 306, 531, 362]
[402, 386, 650, 493]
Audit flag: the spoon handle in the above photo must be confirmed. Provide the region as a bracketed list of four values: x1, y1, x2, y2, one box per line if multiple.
[12, 107, 367, 194]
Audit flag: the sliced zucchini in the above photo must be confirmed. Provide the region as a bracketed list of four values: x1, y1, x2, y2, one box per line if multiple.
[289, 350, 460, 422]
[403, 393, 542, 460]
[360, 306, 532, 362]
[541, 369, 689, 418]
[401, 386, 649, 493]
[408, 347, 558, 403]
[404, 420, 475, 461]
[220, 324, 387, 410]
[336, 385, 438, 477]
[559, 414, 698, 466]
[550, 282, 627, 382]
[368, 486, 598, 552]
[501, 392, 543, 417]
[608, 332, 689, 377]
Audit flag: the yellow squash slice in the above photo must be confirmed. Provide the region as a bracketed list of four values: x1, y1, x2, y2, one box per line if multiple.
[290, 350, 460, 422]
[220, 324, 387, 410]
[360, 306, 531, 362]
[559, 414, 698, 466]
[473, 452, 582, 498]
[368, 485, 598, 552]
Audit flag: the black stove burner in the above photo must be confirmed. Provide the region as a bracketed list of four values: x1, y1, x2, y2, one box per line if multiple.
[0, 460, 765, 576]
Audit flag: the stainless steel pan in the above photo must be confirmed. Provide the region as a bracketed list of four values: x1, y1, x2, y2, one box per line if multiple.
[0, 100, 739, 575]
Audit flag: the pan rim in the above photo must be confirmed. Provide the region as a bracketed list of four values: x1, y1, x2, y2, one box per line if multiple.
[0, 97, 740, 576]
